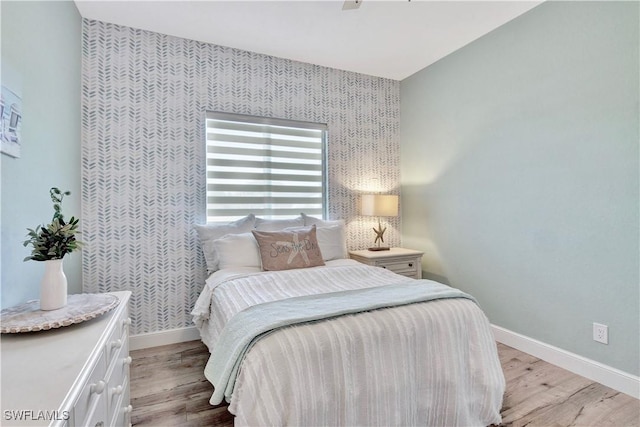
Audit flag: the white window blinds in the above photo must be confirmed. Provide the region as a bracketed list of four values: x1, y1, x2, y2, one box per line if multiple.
[205, 112, 327, 222]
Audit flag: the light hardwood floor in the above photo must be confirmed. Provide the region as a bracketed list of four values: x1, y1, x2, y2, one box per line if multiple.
[130, 340, 639, 426]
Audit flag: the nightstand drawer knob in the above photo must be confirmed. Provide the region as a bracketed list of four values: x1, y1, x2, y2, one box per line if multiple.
[408, 263, 413, 267]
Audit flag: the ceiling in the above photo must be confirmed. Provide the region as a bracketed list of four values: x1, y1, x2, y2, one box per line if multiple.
[74, 0, 542, 81]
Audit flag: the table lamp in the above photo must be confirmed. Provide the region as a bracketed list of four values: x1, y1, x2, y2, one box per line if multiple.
[361, 194, 398, 251]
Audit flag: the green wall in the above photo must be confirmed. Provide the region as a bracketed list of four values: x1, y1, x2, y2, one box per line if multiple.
[400, 1, 639, 375]
[1, 1, 82, 308]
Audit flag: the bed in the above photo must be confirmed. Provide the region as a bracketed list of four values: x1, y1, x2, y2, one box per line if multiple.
[192, 215, 505, 426]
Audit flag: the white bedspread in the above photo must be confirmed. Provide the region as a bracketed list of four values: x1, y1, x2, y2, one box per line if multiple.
[192, 260, 505, 427]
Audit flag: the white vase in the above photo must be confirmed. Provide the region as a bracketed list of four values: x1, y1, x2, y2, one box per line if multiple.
[40, 259, 68, 311]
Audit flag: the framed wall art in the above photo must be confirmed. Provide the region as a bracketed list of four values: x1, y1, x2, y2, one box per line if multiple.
[1, 63, 23, 158]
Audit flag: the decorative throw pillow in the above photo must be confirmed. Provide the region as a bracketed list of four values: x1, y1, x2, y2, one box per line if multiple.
[212, 233, 262, 270]
[193, 214, 256, 274]
[252, 225, 325, 271]
[254, 216, 304, 231]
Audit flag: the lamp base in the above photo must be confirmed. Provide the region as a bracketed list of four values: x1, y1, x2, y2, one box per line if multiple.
[368, 247, 390, 251]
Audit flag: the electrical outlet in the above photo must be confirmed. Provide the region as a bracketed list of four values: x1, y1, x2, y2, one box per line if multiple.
[593, 323, 608, 344]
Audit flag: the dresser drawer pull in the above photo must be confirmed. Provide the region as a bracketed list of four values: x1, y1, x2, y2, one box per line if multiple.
[90, 380, 106, 395]
[111, 385, 124, 396]
[111, 339, 123, 349]
[124, 405, 133, 414]
[408, 263, 413, 267]
[124, 356, 133, 365]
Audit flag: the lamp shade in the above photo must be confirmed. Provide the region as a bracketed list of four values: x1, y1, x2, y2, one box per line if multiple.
[361, 194, 399, 217]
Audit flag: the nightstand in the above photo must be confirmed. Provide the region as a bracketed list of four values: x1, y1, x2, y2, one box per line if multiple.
[349, 248, 424, 279]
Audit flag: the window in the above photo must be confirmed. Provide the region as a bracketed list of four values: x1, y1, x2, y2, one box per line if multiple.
[205, 112, 327, 222]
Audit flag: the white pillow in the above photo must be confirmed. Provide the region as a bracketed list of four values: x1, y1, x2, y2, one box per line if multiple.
[212, 232, 262, 270]
[301, 213, 345, 228]
[193, 214, 256, 274]
[255, 216, 304, 231]
[285, 224, 347, 261]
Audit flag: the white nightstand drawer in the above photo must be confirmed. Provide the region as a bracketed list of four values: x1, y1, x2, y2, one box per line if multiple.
[350, 248, 424, 280]
[375, 258, 420, 276]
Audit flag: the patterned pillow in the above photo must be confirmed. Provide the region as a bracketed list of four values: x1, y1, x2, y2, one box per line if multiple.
[252, 225, 325, 271]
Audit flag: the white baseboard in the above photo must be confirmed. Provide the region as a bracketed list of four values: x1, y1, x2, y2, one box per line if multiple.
[130, 326, 200, 351]
[492, 324, 640, 399]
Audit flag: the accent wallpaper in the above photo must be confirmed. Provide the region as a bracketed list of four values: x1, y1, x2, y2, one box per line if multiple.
[81, 19, 401, 334]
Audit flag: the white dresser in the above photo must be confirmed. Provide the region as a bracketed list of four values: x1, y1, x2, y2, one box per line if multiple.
[1, 291, 132, 427]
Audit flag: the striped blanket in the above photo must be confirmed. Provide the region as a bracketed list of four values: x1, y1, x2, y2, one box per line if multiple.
[192, 260, 505, 426]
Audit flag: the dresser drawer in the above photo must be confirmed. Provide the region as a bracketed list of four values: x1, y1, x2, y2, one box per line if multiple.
[83, 395, 108, 427]
[104, 306, 131, 427]
[109, 376, 132, 427]
[105, 317, 128, 369]
[74, 350, 107, 426]
[107, 348, 131, 416]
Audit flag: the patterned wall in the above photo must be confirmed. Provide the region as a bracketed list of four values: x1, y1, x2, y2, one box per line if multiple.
[81, 19, 401, 335]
